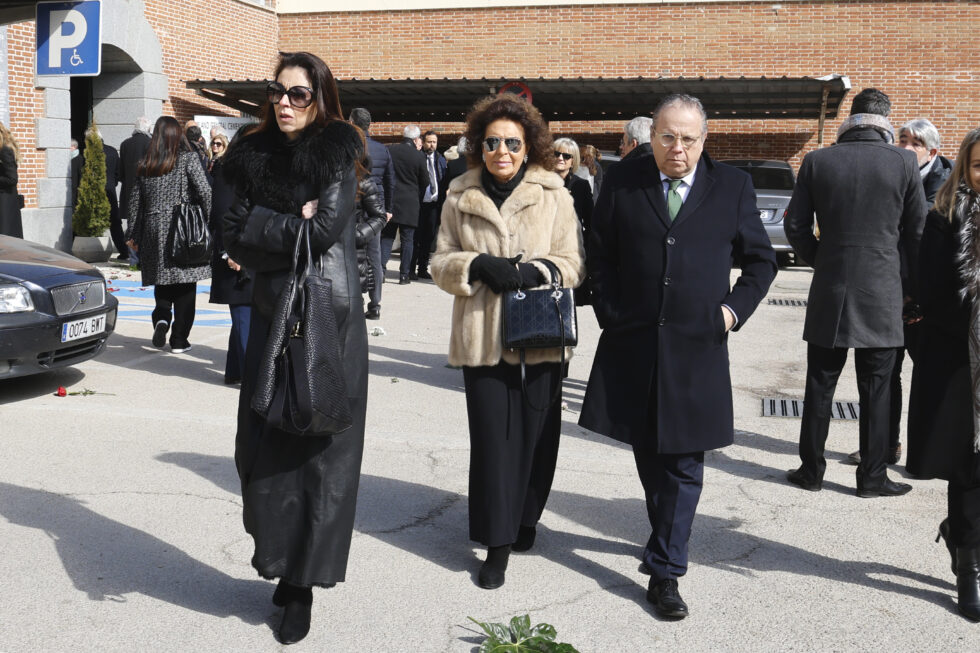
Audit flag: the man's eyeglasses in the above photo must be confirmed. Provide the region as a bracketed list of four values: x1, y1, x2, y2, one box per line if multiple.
[483, 137, 523, 153]
[554, 151, 573, 161]
[266, 82, 315, 109]
[656, 133, 702, 150]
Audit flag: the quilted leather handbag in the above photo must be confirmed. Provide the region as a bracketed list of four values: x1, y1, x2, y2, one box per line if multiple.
[502, 258, 577, 409]
[251, 221, 353, 436]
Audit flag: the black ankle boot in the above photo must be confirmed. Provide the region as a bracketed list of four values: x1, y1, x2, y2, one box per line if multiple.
[956, 545, 980, 622]
[278, 585, 314, 644]
[937, 519, 957, 576]
[272, 578, 289, 607]
[512, 525, 537, 552]
[478, 544, 511, 589]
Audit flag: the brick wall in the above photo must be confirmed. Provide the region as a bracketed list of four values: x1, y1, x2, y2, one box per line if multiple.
[143, 0, 280, 124]
[4, 22, 45, 209]
[279, 1, 980, 167]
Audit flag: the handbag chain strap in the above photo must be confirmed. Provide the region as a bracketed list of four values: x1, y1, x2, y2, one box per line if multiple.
[518, 257, 567, 412]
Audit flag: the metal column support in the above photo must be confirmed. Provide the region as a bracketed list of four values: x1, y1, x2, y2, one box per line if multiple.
[816, 86, 830, 145]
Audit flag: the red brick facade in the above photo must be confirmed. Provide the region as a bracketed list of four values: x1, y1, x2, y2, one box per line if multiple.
[5, 22, 46, 209]
[279, 1, 979, 165]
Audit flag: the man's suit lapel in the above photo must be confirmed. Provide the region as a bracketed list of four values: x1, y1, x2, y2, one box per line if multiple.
[641, 157, 671, 228]
[672, 158, 714, 227]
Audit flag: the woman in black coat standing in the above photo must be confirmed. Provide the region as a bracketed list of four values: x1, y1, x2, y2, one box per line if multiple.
[907, 126, 980, 622]
[221, 51, 365, 645]
[0, 121, 23, 238]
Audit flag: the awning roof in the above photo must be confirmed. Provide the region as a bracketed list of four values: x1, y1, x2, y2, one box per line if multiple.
[186, 75, 851, 123]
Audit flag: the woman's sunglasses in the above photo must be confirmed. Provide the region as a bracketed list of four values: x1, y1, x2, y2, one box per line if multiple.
[483, 137, 523, 153]
[211, 141, 225, 148]
[266, 81, 315, 109]
[554, 151, 573, 161]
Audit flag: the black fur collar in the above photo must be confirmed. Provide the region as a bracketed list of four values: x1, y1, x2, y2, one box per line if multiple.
[222, 120, 362, 213]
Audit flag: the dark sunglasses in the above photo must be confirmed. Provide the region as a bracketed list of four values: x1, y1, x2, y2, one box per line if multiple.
[482, 137, 523, 153]
[266, 81, 315, 109]
[554, 151, 573, 161]
[211, 141, 224, 148]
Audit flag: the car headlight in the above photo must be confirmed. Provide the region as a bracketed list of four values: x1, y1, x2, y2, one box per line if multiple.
[0, 284, 35, 313]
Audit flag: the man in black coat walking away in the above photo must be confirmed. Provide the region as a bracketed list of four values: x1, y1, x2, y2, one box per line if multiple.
[349, 108, 395, 318]
[784, 88, 928, 498]
[383, 124, 429, 284]
[579, 94, 776, 619]
[119, 117, 152, 265]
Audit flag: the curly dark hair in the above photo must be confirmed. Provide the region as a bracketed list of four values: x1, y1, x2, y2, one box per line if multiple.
[463, 95, 555, 172]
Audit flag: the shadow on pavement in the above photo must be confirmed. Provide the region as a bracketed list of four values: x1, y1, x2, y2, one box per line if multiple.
[367, 344, 464, 392]
[96, 335, 229, 386]
[0, 482, 270, 623]
[0, 366, 85, 404]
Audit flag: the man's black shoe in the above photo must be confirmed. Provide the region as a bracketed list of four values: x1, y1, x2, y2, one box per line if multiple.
[856, 477, 912, 498]
[408, 272, 419, 280]
[417, 270, 432, 280]
[647, 578, 688, 619]
[399, 274, 411, 285]
[365, 307, 381, 320]
[786, 467, 822, 491]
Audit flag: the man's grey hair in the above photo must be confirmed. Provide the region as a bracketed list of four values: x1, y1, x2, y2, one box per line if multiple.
[133, 116, 152, 135]
[652, 94, 708, 136]
[457, 135, 469, 154]
[349, 107, 371, 132]
[624, 116, 653, 145]
[899, 118, 941, 151]
[403, 124, 421, 140]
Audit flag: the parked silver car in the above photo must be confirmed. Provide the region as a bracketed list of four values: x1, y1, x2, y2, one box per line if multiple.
[721, 159, 797, 266]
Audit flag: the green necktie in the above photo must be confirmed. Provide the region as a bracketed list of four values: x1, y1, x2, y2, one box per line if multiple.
[667, 179, 683, 221]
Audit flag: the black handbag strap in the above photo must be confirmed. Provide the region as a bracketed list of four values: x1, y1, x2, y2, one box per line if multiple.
[517, 256, 568, 412]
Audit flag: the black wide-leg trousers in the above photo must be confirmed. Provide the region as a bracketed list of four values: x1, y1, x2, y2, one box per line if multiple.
[462, 361, 562, 547]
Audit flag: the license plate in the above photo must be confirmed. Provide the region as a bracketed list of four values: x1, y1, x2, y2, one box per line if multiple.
[61, 313, 107, 343]
[759, 209, 774, 220]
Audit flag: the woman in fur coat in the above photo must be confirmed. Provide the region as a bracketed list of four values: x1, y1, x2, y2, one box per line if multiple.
[221, 52, 365, 645]
[907, 127, 980, 622]
[430, 95, 585, 590]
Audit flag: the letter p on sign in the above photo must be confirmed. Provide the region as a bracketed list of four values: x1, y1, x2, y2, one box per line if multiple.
[36, 1, 102, 77]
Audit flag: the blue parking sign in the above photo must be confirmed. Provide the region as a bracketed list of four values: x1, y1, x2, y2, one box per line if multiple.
[36, 1, 102, 77]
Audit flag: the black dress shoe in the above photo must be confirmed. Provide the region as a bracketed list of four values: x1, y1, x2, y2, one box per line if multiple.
[408, 272, 419, 280]
[278, 585, 313, 644]
[399, 274, 411, 285]
[856, 477, 912, 498]
[647, 578, 688, 619]
[512, 525, 536, 552]
[365, 306, 381, 320]
[786, 467, 822, 491]
[416, 270, 432, 280]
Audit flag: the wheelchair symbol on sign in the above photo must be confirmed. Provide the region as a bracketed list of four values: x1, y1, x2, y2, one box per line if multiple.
[70, 49, 83, 66]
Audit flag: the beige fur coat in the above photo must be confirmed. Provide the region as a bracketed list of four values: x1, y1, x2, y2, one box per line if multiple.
[431, 165, 586, 367]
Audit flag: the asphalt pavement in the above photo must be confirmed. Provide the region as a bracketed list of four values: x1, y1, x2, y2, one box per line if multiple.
[0, 262, 974, 652]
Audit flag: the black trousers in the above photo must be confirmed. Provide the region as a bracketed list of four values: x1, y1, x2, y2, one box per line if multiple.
[152, 282, 197, 345]
[411, 201, 440, 275]
[107, 192, 128, 257]
[888, 322, 920, 449]
[799, 344, 895, 485]
[462, 362, 562, 547]
[380, 222, 415, 277]
[634, 447, 704, 583]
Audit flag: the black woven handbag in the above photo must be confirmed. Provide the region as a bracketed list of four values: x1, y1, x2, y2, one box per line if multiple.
[251, 221, 353, 436]
[501, 259, 577, 409]
[166, 157, 212, 267]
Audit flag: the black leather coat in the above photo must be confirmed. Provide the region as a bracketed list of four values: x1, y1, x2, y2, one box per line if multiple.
[355, 176, 387, 292]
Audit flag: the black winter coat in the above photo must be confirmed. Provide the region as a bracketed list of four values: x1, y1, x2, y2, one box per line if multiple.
[354, 176, 387, 292]
[579, 153, 777, 453]
[221, 121, 366, 587]
[922, 155, 953, 204]
[0, 146, 22, 238]
[208, 158, 252, 305]
[784, 128, 928, 348]
[365, 136, 395, 212]
[387, 139, 428, 227]
[119, 132, 151, 220]
[907, 210, 980, 484]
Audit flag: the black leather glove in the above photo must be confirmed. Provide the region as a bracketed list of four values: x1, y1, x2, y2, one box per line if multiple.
[469, 254, 523, 293]
[517, 262, 546, 289]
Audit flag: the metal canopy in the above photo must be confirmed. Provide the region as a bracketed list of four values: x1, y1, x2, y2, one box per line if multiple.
[186, 75, 851, 123]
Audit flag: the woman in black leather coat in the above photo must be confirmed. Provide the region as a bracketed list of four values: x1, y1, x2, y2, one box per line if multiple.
[221, 51, 365, 645]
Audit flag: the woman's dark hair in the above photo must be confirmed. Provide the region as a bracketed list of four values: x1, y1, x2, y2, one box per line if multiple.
[243, 51, 344, 139]
[138, 116, 190, 177]
[463, 95, 555, 172]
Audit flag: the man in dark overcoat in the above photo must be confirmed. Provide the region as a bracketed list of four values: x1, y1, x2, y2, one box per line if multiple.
[382, 124, 429, 284]
[784, 88, 928, 498]
[119, 117, 152, 265]
[411, 129, 448, 279]
[579, 94, 777, 619]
